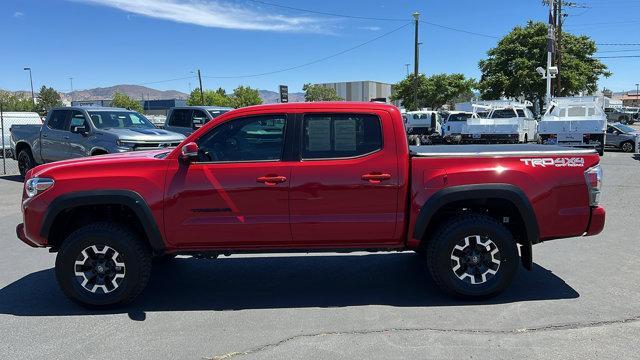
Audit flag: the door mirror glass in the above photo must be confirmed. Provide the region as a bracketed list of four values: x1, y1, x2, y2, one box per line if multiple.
[181, 142, 199, 164]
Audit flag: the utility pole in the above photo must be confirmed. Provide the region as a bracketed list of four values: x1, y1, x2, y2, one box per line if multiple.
[197, 69, 204, 105]
[636, 83, 639, 107]
[23, 67, 35, 107]
[69, 77, 74, 102]
[556, 0, 562, 97]
[412, 11, 420, 110]
[545, 0, 555, 107]
[404, 63, 410, 76]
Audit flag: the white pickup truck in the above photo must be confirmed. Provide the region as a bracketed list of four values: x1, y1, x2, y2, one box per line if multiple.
[461, 102, 537, 144]
[538, 97, 606, 156]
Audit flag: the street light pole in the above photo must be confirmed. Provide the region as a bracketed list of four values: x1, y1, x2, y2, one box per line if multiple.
[404, 63, 410, 76]
[197, 69, 204, 105]
[636, 83, 639, 107]
[412, 11, 420, 110]
[23, 67, 35, 107]
[545, 0, 555, 108]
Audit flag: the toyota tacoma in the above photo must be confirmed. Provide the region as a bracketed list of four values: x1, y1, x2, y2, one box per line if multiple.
[16, 102, 605, 308]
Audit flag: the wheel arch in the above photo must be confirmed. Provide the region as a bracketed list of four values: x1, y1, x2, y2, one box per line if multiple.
[90, 147, 109, 156]
[413, 184, 539, 270]
[40, 190, 165, 255]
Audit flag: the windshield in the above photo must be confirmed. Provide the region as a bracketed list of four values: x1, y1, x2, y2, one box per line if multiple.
[208, 109, 230, 119]
[616, 124, 636, 133]
[491, 109, 517, 118]
[448, 113, 471, 122]
[88, 111, 155, 129]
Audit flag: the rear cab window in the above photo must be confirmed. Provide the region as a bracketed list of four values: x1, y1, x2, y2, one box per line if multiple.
[302, 114, 382, 160]
[169, 109, 192, 128]
[47, 110, 69, 130]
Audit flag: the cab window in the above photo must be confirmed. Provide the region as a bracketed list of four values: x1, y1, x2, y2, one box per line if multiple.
[302, 114, 382, 159]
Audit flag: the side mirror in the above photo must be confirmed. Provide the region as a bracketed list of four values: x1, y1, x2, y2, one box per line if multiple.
[71, 125, 88, 135]
[180, 142, 199, 164]
[614, 131, 620, 135]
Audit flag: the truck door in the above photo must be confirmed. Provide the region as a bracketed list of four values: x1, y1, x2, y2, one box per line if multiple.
[65, 110, 91, 158]
[289, 111, 401, 246]
[164, 113, 293, 248]
[41, 109, 71, 162]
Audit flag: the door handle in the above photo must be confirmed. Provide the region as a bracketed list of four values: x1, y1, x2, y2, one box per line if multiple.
[361, 172, 392, 183]
[64, 136, 70, 139]
[257, 175, 287, 185]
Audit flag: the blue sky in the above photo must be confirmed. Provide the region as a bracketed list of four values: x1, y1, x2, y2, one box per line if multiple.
[2, 0, 639, 94]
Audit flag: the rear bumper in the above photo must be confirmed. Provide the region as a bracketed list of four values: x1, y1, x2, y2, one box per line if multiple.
[586, 206, 606, 236]
[16, 223, 40, 248]
[461, 133, 519, 143]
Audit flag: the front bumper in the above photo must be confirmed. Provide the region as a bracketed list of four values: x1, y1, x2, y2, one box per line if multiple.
[586, 206, 605, 236]
[16, 223, 40, 248]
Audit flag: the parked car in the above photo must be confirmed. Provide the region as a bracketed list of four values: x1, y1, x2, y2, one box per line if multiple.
[10, 106, 185, 177]
[605, 123, 639, 153]
[462, 103, 537, 144]
[604, 107, 636, 125]
[16, 102, 605, 308]
[442, 111, 474, 144]
[164, 106, 233, 136]
[538, 97, 606, 155]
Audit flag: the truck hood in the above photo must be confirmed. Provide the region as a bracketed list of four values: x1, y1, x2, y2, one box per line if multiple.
[30, 150, 170, 178]
[96, 127, 185, 142]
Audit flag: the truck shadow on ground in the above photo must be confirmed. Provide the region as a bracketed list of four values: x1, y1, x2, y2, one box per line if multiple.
[0, 175, 23, 183]
[0, 253, 578, 319]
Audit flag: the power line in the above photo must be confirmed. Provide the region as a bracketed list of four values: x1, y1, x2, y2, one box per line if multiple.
[595, 55, 640, 58]
[596, 48, 640, 53]
[202, 23, 411, 79]
[596, 43, 640, 46]
[137, 76, 195, 86]
[247, 0, 498, 38]
[418, 20, 499, 38]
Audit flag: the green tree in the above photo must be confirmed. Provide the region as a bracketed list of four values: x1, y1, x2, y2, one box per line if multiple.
[230, 86, 262, 108]
[35, 86, 62, 115]
[111, 91, 143, 112]
[0, 91, 34, 112]
[391, 73, 476, 111]
[303, 84, 343, 102]
[478, 21, 610, 110]
[187, 87, 233, 107]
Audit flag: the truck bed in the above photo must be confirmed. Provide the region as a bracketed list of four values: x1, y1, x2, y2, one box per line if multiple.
[410, 144, 597, 157]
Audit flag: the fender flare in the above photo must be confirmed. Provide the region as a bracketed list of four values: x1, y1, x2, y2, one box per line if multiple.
[40, 190, 165, 254]
[90, 147, 109, 156]
[413, 184, 539, 270]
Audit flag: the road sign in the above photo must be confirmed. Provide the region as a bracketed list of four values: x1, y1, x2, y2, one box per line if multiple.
[279, 85, 289, 103]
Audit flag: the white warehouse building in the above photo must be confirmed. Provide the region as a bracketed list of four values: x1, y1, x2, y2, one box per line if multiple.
[316, 81, 395, 103]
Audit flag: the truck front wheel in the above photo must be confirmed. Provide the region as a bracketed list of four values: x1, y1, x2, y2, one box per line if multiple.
[55, 222, 151, 308]
[17, 149, 35, 177]
[425, 214, 519, 300]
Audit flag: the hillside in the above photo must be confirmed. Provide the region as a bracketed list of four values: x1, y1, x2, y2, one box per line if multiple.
[63, 85, 188, 101]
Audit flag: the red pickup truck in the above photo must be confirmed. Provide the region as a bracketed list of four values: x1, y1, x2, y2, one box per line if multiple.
[16, 102, 605, 308]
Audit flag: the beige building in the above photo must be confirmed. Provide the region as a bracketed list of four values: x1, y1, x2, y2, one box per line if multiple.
[621, 93, 640, 107]
[316, 81, 395, 103]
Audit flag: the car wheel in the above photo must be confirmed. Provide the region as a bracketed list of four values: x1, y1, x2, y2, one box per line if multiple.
[17, 149, 35, 178]
[621, 141, 635, 153]
[55, 222, 151, 308]
[620, 116, 629, 123]
[425, 214, 518, 300]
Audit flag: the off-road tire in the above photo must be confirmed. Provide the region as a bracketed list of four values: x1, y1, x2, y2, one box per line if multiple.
[425, 214, 519, 300]
[17, 148, 35, 178]
[621, 141, 635, 153]
[55, 222, 152, 308]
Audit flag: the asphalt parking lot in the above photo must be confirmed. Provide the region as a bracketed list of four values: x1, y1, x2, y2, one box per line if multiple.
[1, 151, 639, 359]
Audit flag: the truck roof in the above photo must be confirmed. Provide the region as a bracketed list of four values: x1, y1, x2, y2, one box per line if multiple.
[172, 106, 233, 111]
[51, 106, 134, 112]
[235, 101, 399, 112]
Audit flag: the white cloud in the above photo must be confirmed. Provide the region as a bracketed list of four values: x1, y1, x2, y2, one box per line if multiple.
[357, 26, 381, 31]
[74, 0, 328, 33]
[13, 11, 24, 18]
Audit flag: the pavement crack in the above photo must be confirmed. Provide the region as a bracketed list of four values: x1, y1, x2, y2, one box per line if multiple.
[205, 315, 640, 359]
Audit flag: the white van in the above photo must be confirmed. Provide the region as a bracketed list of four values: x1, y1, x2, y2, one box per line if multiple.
[2, 112, 42, 157]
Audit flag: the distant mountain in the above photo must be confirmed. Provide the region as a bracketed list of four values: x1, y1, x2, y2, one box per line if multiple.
[5, 85, 306, 104]
[258, 89, 305, 103]
[63, 85, 188, 102]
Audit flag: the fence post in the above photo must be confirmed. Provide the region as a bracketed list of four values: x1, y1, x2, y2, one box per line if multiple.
[0, 102, 5, 175]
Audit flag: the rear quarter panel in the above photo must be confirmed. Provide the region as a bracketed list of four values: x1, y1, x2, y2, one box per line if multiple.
[408, 153, 600, 246]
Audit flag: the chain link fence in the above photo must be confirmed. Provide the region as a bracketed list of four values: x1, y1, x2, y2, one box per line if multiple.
[0, 109, 42, 176]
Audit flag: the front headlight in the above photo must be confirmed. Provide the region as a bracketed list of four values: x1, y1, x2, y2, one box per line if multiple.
[25, 177, 55, 198]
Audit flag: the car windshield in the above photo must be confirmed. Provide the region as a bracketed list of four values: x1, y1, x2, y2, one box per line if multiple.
[208, 109, 230, 118]
[448, 113, 471, 121]
[88, 111, 155, 129]
[616, 124, 636, 133]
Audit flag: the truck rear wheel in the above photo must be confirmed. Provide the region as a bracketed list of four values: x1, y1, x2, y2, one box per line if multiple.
[55, 222, 151, 308]
[425, 214, 518, 300]
[621, 141, 635, 153]
[17, 148, 35, 177]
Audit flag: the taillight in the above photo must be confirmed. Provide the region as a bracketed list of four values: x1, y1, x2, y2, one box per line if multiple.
[584, 165, 602, 206]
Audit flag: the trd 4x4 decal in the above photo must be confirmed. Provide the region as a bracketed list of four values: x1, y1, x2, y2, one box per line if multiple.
[520, 158, 585, 168]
